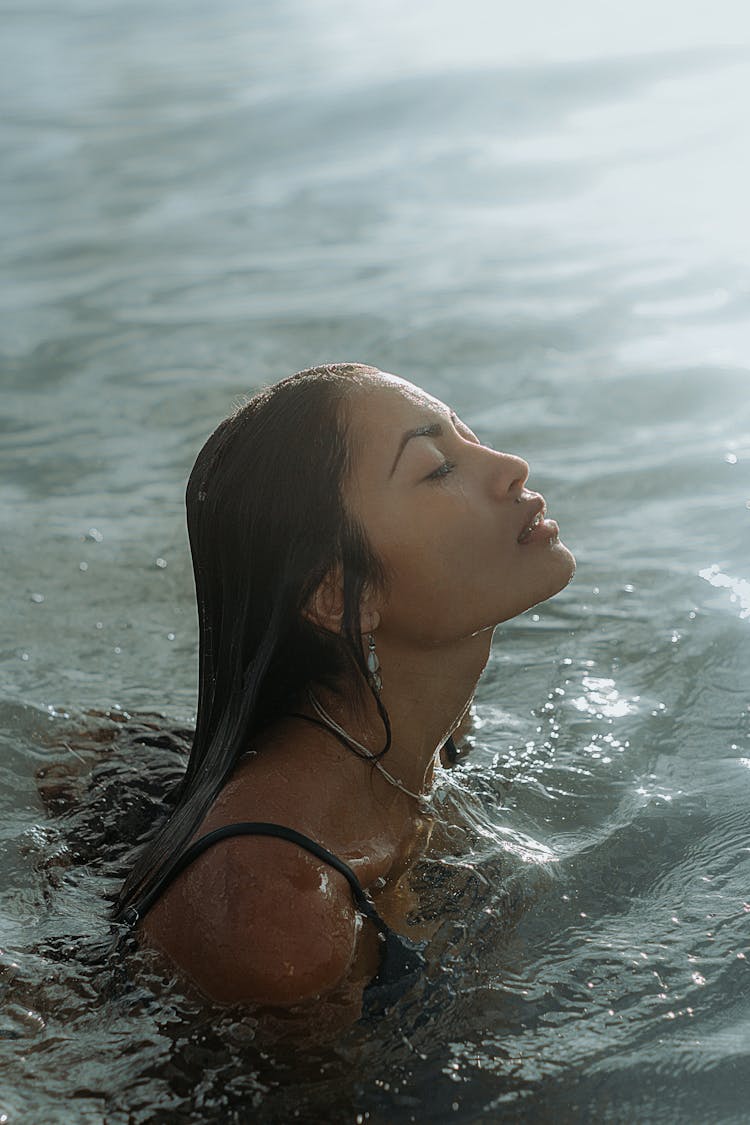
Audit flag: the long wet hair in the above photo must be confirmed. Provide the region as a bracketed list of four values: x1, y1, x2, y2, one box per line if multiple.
[113, 363, 390, 919]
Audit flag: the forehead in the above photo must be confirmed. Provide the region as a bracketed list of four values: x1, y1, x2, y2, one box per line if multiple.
[346, 373, 448, 449]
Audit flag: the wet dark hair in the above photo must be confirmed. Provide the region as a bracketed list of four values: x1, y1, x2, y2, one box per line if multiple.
[113, 363, 390, 919]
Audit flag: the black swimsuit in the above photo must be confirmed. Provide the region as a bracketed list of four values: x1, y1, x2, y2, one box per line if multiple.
[123, 821, 426, 1017]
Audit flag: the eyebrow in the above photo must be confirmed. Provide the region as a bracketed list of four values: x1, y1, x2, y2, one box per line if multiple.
[389, 421, 444, 478]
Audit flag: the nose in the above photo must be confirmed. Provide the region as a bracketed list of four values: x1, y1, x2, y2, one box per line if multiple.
[488, 449, 529, 499]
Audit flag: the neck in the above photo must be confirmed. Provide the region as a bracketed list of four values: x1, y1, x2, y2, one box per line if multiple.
[315, 629, 493, 796]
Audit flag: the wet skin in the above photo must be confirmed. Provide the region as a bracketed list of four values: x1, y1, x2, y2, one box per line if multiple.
[348, 373, 575, 648]
[139, 371, 576, 1028]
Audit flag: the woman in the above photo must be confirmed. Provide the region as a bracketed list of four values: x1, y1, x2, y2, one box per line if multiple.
[114, 362, 575, 1024]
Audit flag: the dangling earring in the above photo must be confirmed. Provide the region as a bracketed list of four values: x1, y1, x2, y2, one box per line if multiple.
[366, 632, 383, 694]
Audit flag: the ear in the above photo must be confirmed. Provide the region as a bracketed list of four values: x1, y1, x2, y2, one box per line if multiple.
[304, 567, 381, 636]
[304, 566, 346, 634]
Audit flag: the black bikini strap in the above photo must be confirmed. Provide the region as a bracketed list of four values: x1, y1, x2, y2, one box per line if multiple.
[124, 821, 384, 930]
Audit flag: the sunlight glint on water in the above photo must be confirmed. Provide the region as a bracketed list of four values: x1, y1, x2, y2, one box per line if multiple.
[1, 1, 750, 1121]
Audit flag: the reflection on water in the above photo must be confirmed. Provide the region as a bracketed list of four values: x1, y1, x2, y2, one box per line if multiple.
[699, 564, 750, 619]
[2, 0, 750, 1120]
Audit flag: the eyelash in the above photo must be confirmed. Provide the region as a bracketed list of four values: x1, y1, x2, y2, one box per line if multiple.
[426, 459, 457, 482]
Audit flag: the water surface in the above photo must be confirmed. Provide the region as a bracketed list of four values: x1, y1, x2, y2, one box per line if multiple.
[2, 2, 750, 1121]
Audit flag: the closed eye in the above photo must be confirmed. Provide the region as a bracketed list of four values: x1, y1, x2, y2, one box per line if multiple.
[426, 459, 457, 482]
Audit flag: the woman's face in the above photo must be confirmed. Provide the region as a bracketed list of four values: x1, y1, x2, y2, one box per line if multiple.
[346, 372, 576, 647]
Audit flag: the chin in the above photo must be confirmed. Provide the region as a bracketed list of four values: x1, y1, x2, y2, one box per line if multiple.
[514, 541, 576, 620]
[546, 538, 576, 593]
[559, 540, 577, 580]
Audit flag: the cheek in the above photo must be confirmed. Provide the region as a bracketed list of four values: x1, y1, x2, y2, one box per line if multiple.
[376, 537, 455, 625]
[380, 502, 510, 592]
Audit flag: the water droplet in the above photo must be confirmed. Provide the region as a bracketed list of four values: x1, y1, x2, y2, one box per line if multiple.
[95, 621, 103, 629]
[531, 613, 540, 622]
[20, 652, 29, 662]
[167, 632, 175, 641]
[30, 593, 44, 604]
[155, 557, 167, 569]
[79, 561, 89, 572]
[114, 646, 121, 654]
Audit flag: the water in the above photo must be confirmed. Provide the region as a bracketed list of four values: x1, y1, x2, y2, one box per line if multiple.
[2, 1, 750, 1121]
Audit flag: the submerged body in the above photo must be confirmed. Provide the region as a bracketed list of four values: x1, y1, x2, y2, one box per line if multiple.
[120, 365, 575, 1022]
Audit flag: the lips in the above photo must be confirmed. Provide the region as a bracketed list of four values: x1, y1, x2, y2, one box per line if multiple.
[517, 496, 547, 543]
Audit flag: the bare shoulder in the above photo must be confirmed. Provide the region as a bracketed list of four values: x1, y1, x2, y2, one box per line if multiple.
[141, 829, 376, 1007]
[137, 726, 390, 1010]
